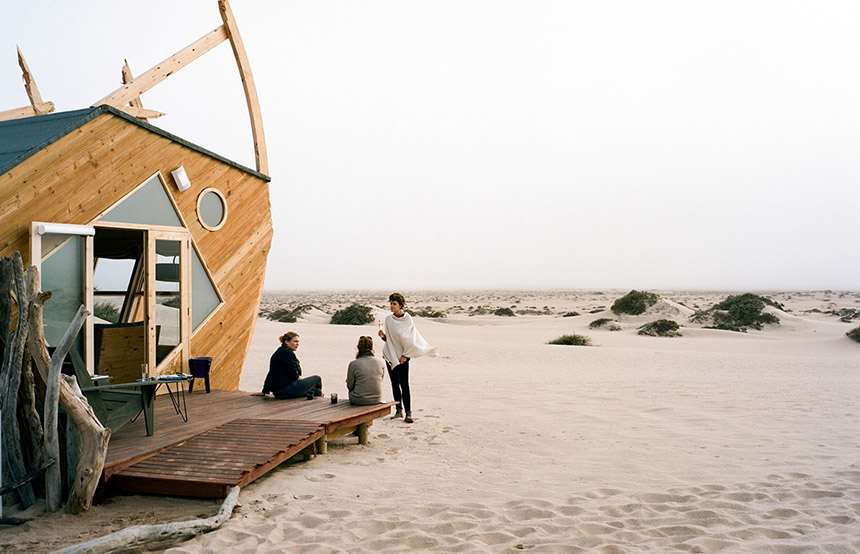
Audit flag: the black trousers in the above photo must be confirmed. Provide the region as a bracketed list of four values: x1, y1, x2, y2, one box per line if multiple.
[273, 375, 322, 399]
[386, 359, 410, 412]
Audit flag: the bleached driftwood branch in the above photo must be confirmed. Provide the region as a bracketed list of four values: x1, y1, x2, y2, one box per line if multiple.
[51, 486, 242, 554]
[0, 253, 35, 508]
[26, 267, 109, 514]
[43, 304, 88, 512]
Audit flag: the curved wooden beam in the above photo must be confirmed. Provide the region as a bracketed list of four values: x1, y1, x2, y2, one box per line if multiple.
[219, 0, 268, 174]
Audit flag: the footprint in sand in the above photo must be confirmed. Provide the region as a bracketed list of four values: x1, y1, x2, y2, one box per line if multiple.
[306, 473, 336, 482]
[376, 433, 389, 439]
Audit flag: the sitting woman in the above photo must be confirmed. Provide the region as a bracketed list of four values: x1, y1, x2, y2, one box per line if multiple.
[252, 332, 322, 399]
[346, 336, 385, 405]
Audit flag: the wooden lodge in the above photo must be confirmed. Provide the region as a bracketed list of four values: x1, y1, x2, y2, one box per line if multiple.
[0, 0, 272, 392]
[0, 104, 272, 389]
[1, 2, 398, 509]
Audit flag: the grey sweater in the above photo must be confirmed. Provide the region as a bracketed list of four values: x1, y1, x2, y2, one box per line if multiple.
[346, 351, 385, 405]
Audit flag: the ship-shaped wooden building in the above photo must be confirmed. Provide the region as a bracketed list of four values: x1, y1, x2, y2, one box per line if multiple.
[0, 0, 271, 391]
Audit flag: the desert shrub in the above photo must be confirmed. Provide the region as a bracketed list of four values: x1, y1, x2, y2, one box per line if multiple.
[697, 293, 781, 332]
[638, 319, 681, 337]
[413, 307, 446, 318]
[469, 306, 491, 316]
[847, 327, 860, 343]
[611, 290, 659, 315]
[94, 301, 119, 323]
[493, 307, 516, 317]
[268, 308, 298, 323]
[516, 307, 553, 315]
[589, 317, 614, 329]
[547, 334, 592, 346]
[562, 311, 580, 317]
[267, 304, 313, 323]
[589, 308, 604, 314]
[828, 308, 860, 322]
[331, 303, 374, 325]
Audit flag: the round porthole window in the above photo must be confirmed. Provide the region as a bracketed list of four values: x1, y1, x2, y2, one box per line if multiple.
[197, 188, 228, 231]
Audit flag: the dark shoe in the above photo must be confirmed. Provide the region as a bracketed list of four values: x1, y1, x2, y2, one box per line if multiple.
[404, 412, 414, 424]
[392, 408, 403, 419]
[314, 388, 323, 397]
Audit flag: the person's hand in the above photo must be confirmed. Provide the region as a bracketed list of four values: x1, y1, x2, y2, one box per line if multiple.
[251, 392, 266, 397]
[400, 355, 408, 364]
[378, 330, 385, 339]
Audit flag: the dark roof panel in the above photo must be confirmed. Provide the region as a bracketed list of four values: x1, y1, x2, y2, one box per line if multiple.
[0, 105, 269, 181]
[0, 108, 100, 175]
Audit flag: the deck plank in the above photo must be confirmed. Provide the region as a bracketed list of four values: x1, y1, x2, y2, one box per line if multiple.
[109, 418, 325, 497]
[103, 392, 394, 497]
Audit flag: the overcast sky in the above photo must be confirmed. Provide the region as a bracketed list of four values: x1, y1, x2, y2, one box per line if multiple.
[3, 1, 859, 291]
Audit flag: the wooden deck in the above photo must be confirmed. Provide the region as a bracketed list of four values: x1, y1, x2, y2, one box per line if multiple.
[102, 390, 394, 497]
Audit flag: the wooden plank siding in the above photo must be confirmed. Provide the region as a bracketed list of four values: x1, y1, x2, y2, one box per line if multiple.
[0, 110, 273, 391]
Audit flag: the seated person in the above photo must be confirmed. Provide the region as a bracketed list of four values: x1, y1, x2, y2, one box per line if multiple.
[346, 336, 385, 405]
[252, 332, 322, 399]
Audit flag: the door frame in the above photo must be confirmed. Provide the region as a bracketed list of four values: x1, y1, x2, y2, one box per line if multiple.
[145, 228, 191, 376]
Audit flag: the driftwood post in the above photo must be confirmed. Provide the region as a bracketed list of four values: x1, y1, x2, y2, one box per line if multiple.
[19, 268, 46, 486]
[44, 305, 88, 512]
[0, 256, 9, 516]
[27, 267, 110, 514]
[0, 256, 9, 351]
[0, 253, 35, 508]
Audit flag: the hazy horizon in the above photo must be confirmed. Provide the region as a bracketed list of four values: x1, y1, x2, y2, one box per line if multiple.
[4, 1, 859, 291]
[261, 286, 860, 294]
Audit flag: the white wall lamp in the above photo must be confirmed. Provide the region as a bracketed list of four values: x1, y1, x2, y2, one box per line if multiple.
[171, 165, 192, 192]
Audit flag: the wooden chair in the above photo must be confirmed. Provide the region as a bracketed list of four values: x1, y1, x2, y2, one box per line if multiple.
[68, 348, 157, 436]
[94, 322, 146, 384]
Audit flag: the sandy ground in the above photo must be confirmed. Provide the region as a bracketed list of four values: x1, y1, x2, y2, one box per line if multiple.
[3, 290, 860, 553]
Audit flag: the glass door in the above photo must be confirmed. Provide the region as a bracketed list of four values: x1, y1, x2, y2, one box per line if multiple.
[145, 229, 190, 376]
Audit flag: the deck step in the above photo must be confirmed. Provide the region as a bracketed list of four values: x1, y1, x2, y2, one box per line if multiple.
[109, 418, 326, 498]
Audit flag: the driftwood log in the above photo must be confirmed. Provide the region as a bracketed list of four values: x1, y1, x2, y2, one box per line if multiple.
[44, 304, 89, 512]
[26, 268, 110, 514]
[20, 267, 46, 472]
[50, 486, 242, 554]
[0, 256, 10, 349]
[0, 253, 36, 508]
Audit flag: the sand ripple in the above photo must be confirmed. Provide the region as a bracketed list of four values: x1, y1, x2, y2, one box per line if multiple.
[162, 471, 860, 553]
